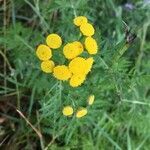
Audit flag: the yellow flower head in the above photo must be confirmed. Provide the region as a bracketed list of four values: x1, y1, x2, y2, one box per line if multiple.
[53, 65, 72, 81]
[36, 44, 52, 61]
[41, 60, 55, 73]
[80, 23, 95, 36]
[85, 57, 94, 74]
[62, 106, 73, 116]
[73, 41, 84, 54]
[69, 57, 87, 75]
[76, 108, 87, 118]
[69, 74, 86, 87]
[87, 95, 95, 105]
[46, 34, 62, 49]
[73, 16, 88, 26]
[63, 43, 80, 59]
[85, 37, 98, 54]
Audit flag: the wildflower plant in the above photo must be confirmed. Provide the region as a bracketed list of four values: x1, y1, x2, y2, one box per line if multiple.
[1, 0, 150, 149]
[35, 16, 97, 118]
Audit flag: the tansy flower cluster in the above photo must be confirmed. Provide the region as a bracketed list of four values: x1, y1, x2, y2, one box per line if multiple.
[62, 94, 95, 118]
[36, 16, 98, 88]
[35, 16, 98, 118]
[74, 16, 98, 54]
[36, 34, 62, 73]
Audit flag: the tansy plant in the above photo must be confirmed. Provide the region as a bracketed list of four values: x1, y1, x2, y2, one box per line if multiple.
[36, 16, 97, 118]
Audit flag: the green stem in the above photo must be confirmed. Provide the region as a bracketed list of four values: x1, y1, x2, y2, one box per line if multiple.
[135, 22, 149, 74]
[3, 0, 7, 94]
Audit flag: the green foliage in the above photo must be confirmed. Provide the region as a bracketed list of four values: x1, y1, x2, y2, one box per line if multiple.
[0, 0, 150, 149]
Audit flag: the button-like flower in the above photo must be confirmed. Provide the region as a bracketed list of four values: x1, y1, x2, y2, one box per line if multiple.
[41, 60, 55, 73]
[62, 106, 73, 116]
[63, 43, 79, 59]
[80, 23, 95, 36]
[76, 108, 87, 118]
[73, 16, 88, 26]
[63, 41, 83, 59]
[87, 95, 95, 105]
[69, 74, 86, 87]
[53, 65, 72, 81]
[85, 37, 98, 54]
[46, 34, 62, 49]
[69, 57, 87, 75]
[36, 44, 52, 61]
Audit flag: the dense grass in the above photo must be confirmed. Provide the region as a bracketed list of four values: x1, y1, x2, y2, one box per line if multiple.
[0, 0, 150, 149]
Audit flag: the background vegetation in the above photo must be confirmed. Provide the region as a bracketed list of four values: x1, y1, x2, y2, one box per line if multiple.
[0, 0, 150, 149]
